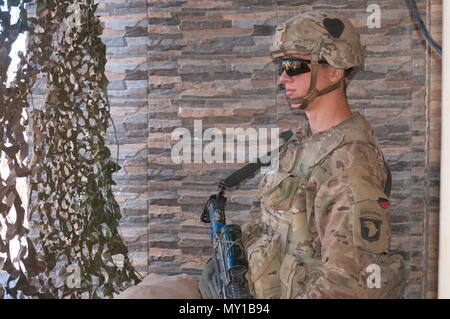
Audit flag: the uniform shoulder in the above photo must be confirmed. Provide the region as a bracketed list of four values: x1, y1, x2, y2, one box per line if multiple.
[283, 113, 384, 180]
[311, 141, 386, 187]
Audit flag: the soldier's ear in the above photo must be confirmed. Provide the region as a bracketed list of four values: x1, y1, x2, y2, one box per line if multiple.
[329, 67, 345, 83]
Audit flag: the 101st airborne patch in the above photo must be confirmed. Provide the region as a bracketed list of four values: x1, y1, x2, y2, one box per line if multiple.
[353, 198, 389, 254]
[360, 217, 382, 242]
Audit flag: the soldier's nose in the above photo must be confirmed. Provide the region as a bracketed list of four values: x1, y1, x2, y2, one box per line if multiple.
[279, 70, 293, 83]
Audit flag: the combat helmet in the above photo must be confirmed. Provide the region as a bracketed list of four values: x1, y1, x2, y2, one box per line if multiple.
[271, 11, 365, 109]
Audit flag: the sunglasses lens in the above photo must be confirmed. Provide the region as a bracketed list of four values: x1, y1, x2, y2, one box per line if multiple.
[279, 59, 310, 76]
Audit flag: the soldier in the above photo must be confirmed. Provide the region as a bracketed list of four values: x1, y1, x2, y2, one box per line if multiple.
[119, 10, 406, 299]
[200, 11, 406, 299]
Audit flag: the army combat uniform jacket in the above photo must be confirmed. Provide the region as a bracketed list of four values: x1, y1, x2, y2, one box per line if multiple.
[242, 112, 406, 299]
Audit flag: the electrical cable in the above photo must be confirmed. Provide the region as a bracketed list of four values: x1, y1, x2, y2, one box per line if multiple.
[409, 0, 442, 55]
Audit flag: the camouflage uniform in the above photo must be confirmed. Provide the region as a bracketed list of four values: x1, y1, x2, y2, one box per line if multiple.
[242, 113, 406, 299]
[241, 11, 406, 299]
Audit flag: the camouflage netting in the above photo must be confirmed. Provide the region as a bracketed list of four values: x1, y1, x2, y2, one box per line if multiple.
[0, 0, 140, 299]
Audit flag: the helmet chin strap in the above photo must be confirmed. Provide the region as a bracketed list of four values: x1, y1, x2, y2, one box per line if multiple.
[287, 56, 348, 110]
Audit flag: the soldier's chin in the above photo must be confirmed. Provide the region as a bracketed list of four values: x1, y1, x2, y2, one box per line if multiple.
[287, 96, 305, 110]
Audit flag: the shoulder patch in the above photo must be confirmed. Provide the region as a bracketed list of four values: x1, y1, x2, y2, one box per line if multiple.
[353, 198, 389, 254]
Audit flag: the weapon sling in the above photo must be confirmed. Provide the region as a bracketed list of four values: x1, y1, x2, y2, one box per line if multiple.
[200, 130, 295, 223]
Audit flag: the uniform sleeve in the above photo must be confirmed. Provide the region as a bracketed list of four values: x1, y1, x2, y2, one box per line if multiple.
[299, 163, 392, 299]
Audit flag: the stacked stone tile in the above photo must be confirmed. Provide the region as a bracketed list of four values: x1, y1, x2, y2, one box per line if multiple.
[23, 0, 440, 298]
[96, 0, 150, 275]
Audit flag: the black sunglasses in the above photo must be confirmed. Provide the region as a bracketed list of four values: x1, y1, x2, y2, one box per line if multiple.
[278, 58, 328, 77]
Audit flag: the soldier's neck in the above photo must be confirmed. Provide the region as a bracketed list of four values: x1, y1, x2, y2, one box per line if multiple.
[304, 92, 352, 133]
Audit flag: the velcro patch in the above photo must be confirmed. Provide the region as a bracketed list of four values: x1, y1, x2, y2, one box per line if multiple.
[323, 18, 345, 38]
[270, 24, 287, 58]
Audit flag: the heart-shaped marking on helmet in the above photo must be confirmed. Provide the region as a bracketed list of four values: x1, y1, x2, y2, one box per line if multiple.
[323, 18, 345, 38]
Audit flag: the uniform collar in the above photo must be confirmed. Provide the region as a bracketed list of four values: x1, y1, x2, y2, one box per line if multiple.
[306, 112, 364, 137]
[291, 112, 366, 176]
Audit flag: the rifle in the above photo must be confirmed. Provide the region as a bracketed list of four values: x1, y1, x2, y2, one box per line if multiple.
[200, 183, 251, 299]
[200, 130, 295, 299]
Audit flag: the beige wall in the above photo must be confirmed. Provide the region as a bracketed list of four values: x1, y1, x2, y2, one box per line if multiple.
[425, 0, 441, 299]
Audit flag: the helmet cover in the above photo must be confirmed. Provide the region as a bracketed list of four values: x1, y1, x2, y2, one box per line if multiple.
[270, 11, 365, 69]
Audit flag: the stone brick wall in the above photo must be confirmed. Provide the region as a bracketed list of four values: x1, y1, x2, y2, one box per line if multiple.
[22, 0, 437, 299]
[97, 0, 150, 274]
